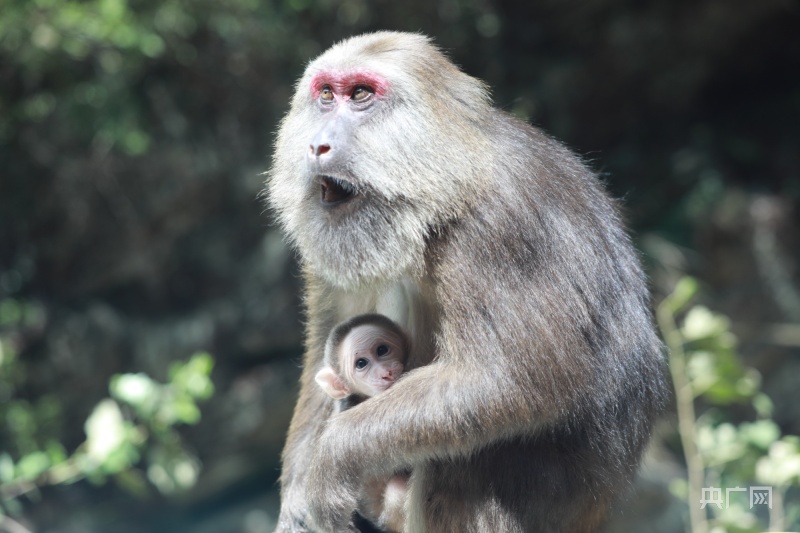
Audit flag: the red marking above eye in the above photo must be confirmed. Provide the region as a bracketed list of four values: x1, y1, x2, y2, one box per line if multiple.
[310, 70, 390, 100]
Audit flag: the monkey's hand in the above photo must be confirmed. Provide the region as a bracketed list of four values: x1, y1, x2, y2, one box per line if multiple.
[273, 476, 315, 533]
[306, 420, 362, 533]
[273, 505, 310, 533]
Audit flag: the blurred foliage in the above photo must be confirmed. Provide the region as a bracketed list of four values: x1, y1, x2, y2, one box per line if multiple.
[1, 298, 215, 519]
[661, 278, 800, 533]
[0, 0, 317, 157]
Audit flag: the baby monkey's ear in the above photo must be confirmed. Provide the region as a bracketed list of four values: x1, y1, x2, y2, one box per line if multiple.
[315, 366, 351, 400]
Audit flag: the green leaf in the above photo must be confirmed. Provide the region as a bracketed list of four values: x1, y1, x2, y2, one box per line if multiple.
[663, 276, 698, 313]
[99, 439, 141, 475]
[121, 129, 150, 155]
[740, 420, 780, 450]
[752, 393, 774, 417]
[756, 437, 800, 486]
[140, 34, 164, 57]
[0, 299, 22, 325]
[169, 352, 215, 400]
[169, 397, 201, 425]
[7, 401, 35, 436]
[681, 306, 730, 341]
[111, 373, 158, 410]
[45, 440, 68, 465]
[0, 453, 15, 483]
[84, 399, 127, 465]
[99, 0, 127, 20]
[16, 451, 50, 481]
[697, 423, 746, 466]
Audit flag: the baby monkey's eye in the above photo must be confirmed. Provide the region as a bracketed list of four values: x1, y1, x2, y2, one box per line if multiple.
[355, 358, 369, 370]
[376, 345, 389, 357]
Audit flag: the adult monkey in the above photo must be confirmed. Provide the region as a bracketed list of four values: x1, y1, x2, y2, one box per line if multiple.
[267, 32, 666, 533]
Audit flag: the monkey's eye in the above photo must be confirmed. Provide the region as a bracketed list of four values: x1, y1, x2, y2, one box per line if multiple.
[351, 85, 373, 102]
[355, 358, 369, 370]
[319, 86, 334, 102]
[376, 345, 389, 357]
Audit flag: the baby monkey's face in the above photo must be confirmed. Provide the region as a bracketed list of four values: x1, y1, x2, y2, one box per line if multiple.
[340, 324, 407, 397]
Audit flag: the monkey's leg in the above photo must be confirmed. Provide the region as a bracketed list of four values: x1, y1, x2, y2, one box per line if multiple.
[408, 440, 611, 533]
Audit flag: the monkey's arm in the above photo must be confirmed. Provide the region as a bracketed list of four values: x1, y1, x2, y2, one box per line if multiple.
[275, 364, 332, 532]
[305, 355, 561, 532]
[276, 276, 337, 533]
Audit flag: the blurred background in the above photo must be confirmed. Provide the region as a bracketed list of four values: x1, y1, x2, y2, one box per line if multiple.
[1, 0, 799, 532]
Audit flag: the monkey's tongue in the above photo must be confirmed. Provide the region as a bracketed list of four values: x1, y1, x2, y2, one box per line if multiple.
[320, 176, 354, 204]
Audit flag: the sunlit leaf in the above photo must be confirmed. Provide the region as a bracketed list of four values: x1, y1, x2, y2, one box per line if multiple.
[682, 306, 730, 341]
[84, 399, 127, 465]
[111, 373, 158, 409]
[147, 462, 174, 494]
[687, 350, 718, 394]
[756, 437, 800, 486]
[169, 397, 201, 425]
[170, 352, 215, 399]
[100, 439, 141, 475]
[739, 420, 780, 450]
[697, 423, 747, 466]
[172, 457, 199, 489]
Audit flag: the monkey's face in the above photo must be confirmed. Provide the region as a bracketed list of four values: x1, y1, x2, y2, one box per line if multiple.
[268, 33, 493, 288]
[340, 324, 407, 397]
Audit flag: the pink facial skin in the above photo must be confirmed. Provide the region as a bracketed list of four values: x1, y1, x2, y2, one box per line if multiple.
[309, 70, 390, 101]
[315, 323, 408, 401]
[342, 323, 405, 397]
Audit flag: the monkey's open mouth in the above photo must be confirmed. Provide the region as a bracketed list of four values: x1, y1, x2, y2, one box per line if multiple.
[319, 176, 356, 205]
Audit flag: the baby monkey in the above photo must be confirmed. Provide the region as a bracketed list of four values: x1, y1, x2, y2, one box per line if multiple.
[315, 314, 410, 533]
[316, 313, 409, 401]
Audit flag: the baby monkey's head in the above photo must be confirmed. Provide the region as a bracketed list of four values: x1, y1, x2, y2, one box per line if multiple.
[315, 314, 410, 400]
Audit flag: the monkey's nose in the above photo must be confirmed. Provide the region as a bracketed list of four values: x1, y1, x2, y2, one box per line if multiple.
[309, 143, 331, 158]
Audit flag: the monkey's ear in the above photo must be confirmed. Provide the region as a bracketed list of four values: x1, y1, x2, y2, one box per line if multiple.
[315, 367, 351, 399]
